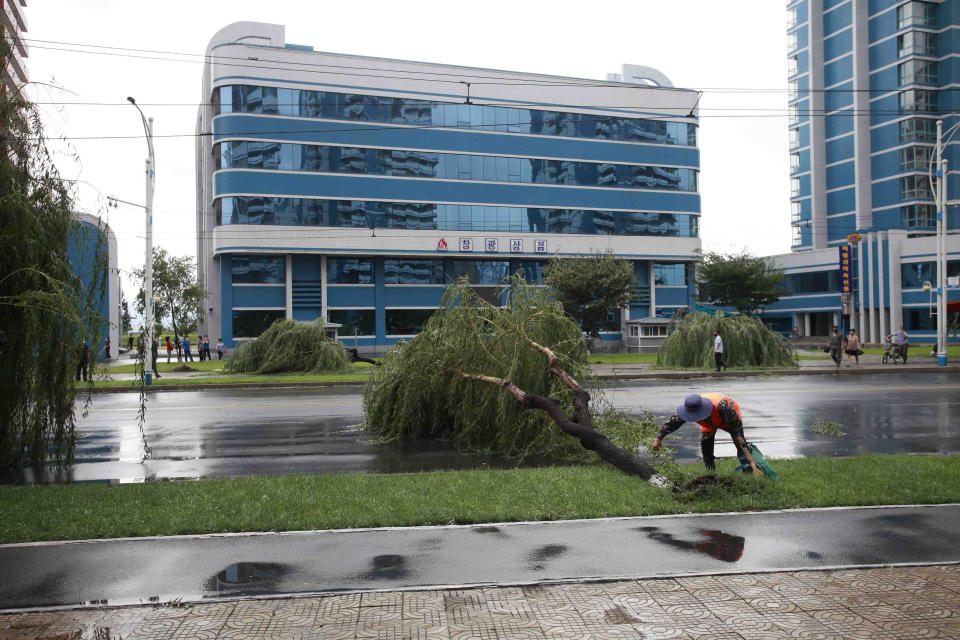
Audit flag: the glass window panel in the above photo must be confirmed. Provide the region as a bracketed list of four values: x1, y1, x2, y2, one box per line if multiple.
[452, 260, 510, 285]
[216, 197, 701, 238]
[901, 204, 936, 228]
[215, 85, 696, 147]
[653, 263, 686, 286]
[383, 259, 445, 284]
[385, 309, 436, 335]
[233, 310, 285, 338]
[232, 255, 285, 284]
[327, 309, 375, 336]
[511, 260, 546, 284]
[901, 262, 936, 288]
[327, 258, 374, 284]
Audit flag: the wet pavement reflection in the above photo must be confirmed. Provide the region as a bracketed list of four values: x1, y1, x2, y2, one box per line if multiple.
[1, 372, 957, 484]
[3, 505, 959, 610]
[635, 526, 745, 563]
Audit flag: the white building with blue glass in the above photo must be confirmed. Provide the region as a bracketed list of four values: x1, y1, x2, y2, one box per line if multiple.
[196, 22, 701, 350]
[764, 0, 959, 341]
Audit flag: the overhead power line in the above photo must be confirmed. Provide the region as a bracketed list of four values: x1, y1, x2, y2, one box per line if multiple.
[14, 36, 960, 96]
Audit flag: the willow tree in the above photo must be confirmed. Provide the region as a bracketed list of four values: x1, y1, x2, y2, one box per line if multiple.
[655, 311, 797, 370]
[227, 318, 353, 374]
[364, 277, 674, 488]
[0, 72, 107, 466]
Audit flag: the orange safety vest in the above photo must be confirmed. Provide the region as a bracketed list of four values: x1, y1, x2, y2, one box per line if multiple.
[696, 393, 742, 434]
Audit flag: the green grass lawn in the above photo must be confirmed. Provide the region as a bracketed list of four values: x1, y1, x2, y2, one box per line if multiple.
[860, 344, 960, 357]
[2, 454, 957, 543]
[104, 360, 228, 374]
[84, 372, 370, 387]
[588, 353, 658, 364]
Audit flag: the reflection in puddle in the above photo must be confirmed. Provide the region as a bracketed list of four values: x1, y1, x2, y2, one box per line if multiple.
[637, 526, 745, 563]
[205, 562, 290, 595]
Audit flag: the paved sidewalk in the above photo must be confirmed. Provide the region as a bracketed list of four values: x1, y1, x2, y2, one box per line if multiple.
[3, 564, 958, 639]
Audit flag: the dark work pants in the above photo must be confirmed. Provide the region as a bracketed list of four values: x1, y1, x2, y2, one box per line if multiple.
[714, 352, 726, 371]
[701, 425, 747, 470]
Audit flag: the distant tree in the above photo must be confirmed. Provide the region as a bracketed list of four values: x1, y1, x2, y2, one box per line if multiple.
[0, 59, 108, 466]
[544, 251, 636, 337]
[120, 289, 132, 335]
[133, 248, 206, 342]
[696, 251, 787, 316]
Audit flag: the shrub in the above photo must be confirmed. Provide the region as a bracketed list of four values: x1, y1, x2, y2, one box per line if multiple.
[226, 319, 352, 374]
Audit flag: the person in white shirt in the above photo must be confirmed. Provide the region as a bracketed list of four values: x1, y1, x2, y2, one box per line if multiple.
[713, 330, 727, 371]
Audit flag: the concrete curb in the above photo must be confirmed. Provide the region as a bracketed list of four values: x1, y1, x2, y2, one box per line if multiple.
[80, 364, 960, 393]
[599, 364, 960, 380]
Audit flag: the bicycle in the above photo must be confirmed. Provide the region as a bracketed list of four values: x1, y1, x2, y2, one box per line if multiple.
[881, 337, 902, 364]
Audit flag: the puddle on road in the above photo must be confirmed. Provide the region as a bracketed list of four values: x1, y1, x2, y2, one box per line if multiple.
[636, 526, 745, 563]
[204, 562, 290, 596]
[361, 554, 409, 580]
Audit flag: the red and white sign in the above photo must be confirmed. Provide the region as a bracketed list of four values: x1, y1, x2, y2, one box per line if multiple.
[437, 238, 448, 251]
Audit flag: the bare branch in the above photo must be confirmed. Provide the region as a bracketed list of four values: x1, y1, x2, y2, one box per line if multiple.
[526, 338, 584, 393]
[457, 366, 673, 489]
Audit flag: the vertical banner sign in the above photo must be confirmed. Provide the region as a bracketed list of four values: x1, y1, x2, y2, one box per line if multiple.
[839, 244, 852, 294]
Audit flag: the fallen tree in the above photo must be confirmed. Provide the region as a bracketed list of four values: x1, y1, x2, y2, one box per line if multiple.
[364, 277, 675, 489]
[227, 318, 352, 374]
[459, 337, 674, 489]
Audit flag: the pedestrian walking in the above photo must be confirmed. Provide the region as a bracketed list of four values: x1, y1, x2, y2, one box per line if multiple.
[826, 325, 843, 367]
[885, 325, 910, 363]
[845, 329, 861, 366]
[151, 337, 161, 378]
[127, 335, 133, 351]
[183, 336, 194, 362]
[713, 330, 727, 371]
[653, 392, 764, 477]
[175, 336, 182, 363]
[165, 336, 172, 363]
[103, 336, 111, 361]
[202, 335, 211, 362]
[75, 341, 90, 382]
[197, 335, 205, 362]
[216, 337, 225, 360]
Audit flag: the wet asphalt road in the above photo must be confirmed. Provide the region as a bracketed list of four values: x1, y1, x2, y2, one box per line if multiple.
[2, 371, 958, 484]
[1, 504, 958, 610]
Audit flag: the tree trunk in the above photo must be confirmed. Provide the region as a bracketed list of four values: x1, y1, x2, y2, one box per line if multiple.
[459, 339, 674, 490]
[346, 347, 378, 366]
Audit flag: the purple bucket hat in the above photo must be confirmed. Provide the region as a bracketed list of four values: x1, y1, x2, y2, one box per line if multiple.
[676, 393, 713, 422]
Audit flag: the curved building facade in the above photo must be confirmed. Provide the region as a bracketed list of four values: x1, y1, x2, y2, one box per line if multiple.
[197, 23, 702, 349]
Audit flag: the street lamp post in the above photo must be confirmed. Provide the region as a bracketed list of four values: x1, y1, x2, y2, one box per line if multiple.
[127, 97, 155, 384]
[933, 121, 952, 366]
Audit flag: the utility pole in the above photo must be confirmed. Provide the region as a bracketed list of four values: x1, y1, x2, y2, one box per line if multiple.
[935, 120, 948, 366]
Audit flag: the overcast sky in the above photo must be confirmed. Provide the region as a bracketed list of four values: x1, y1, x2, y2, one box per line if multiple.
[27, 1, 791, 297]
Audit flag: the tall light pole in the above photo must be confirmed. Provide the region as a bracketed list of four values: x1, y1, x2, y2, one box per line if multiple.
[935, 121, 950, 366]
[128, 97, 156, 384]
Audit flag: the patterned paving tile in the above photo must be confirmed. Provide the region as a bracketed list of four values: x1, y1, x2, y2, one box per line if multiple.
[363, 591, 404, 609]
[3, 564, 960, 640]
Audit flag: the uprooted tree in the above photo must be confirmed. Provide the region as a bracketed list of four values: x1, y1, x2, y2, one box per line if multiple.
[227, 318, 354, 374]
[364, 276, 676, 489]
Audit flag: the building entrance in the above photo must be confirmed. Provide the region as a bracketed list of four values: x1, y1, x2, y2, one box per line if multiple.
[809, 312, 833, 336]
